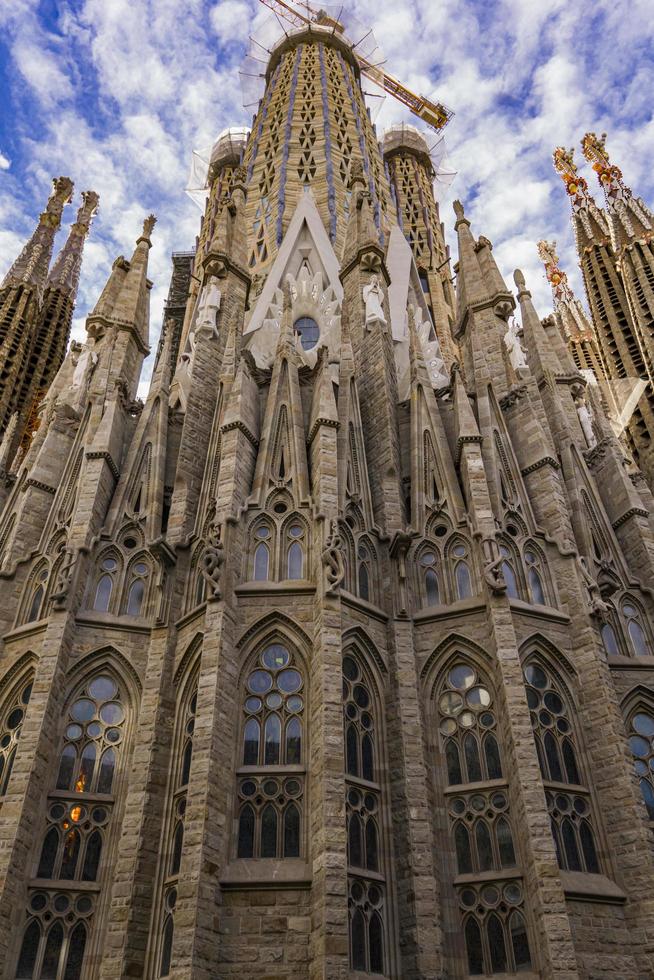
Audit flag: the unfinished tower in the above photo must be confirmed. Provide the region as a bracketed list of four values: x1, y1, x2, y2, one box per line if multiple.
[0, 16, 654, 980]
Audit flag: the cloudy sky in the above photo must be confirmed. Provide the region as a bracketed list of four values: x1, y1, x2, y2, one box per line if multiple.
[1, 0, 653, 393]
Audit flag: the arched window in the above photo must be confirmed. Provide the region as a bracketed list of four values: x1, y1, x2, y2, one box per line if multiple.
[0, 675, 32, 798]
[25, 567, 49, 623]
[286, 523, 304, 580]
[601, 621, 620, 657]
[436, 660, 531, 975]
[622, 603, 651, 657]
[523, 661, 600, 873]
[92, 556, 119, 613]
[236, 643, 305, 859]
[252, 525, 272, 581]
[357, 543, 372, 603]
[627, 710, 654, 819]
[419, 550, 441, 607]
[524, 548, 546, 606]
[450, 542, 473, 600]
[499, 545, 519, 600]
[343, 653, 386, 974]
[124, 559, 150, 616]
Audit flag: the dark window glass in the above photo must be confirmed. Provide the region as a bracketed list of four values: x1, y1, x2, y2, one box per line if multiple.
[346, 725, 359, 777]
[81, 830, 103, 881]
[601, 623, 619, 657]
[56, 745, 76, 791]
[37, 827, 59, 879]
[97, 748, 116, 794]
[580, 820, 599, 873]
[348, 813, 363, 866]
[285, 718, 301, 764]
[351, 908, 366, 970]
[261, 804, 277, 857]
[60, 828, 81, 879]
[502, 561, 519, 599]
[126, 578, 145, 616]
[93, 575, 113, 612]
[640, 777, 654, 819]
[544, 731, 563, 782]
[237, 805, 255, 858]
[446, 740, 462, 785]
[562, 738, 580, 784]
[534, 736, 547, 779]
[487, 913, 507, 972]
[464, 733, 482, 782]
[455, 823, 472, 874]
[629, 619, 649, 656]
[160, 916, 174, 977]
[529, 567, 545, 605]
[365, 818, 379, 871]
[264, 714, 281, 765]
[294, 316, 320, 350]
[361, 734, 374, 781]
[41, 921, 64, 979]
[425, 569, 440, 605]
[170, 822, 184, 875]
[496, 817, 516, 867]
[475, 821, 493, 872]
[63, 921, 87, 980]
[27, 586, 44, 624]
[358, 563, 370, 602]
[78, 743, 96, 793]
[254, 543, 269, 581]
[181, 740, 193, 785]
[484, 733, 502, 779]
[16, 920, 40, 978]
[283, 803, 300, 857]
[288, 542, 303, 579]
[465, 918, 484, 975]
[369, 911, 384, 973]
[510, 911, 531, 968]
[455, 561, 472, 599]
[243, 719, 260, 766]
[561, 818, 581, 871]
[550, 816, 563, 867]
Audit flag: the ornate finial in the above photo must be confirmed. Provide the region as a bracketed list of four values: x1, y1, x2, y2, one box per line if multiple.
[580, 132, 652, 238]
[453, 199, 465, 220]
[78, 191, 100, 224]
[552, 146, 589, 198]
[581, 132, 611, 171]
[513, 269, 527, 291]
[142, 214, 157, 239]
[41, 176, 74, 228]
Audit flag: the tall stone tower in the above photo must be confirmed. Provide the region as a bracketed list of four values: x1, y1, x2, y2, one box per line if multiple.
[1, 19, 654, 980]
[0, 180, 98, 470]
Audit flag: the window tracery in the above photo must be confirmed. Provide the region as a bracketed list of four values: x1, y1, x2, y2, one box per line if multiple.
[236, 643, 305, 860]
[627, 709, 654, 819]
[343, 652, 386, 975]
[524, 547, 546, 605]
[22, 563, 50, 624]
[0, 675, 32, 800]
[17, 670, 129, 979]
[523, 662, 600, 873]
[435, 660, 531, 975]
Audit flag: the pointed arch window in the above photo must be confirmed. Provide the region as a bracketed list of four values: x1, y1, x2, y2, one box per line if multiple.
[524, 549, 546, 606]
[601, 621, 620, 657]
[523, 662, 600, 873]
[286, 523, 305, 580]
[622, 603, 651, 657]
[436, 661, 531, 975]
[628, 710, 654, 819]
[252, 525, 272, 582]
[236, 644, 305, 858]
[419, 551, 441, 607]
[357, 543, 373, 603]
[499, 546, 519, 600]
[124, 559, 150, 617]
[343, 653, 387, 974]
[25, 567, 49, 624]
[93, 557, 118, 613]
[451, 542, 473, 600]
[0, 676, 32, 799]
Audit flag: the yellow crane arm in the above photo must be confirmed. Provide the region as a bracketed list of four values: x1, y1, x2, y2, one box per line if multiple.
[256, 0, 452, 130]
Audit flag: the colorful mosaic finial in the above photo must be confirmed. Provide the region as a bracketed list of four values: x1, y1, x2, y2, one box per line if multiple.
[581, 132, 652, 241]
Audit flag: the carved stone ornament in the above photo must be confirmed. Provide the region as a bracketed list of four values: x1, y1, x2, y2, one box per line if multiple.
[51, 547, 77, 610]
[362, 275, 387, 329]
[322, 519, 345, 596]
[576, 555, 609, 617]
[360, 250, 382, 275]
[201, 521, 225, 600]
[481, 537, 507, 595]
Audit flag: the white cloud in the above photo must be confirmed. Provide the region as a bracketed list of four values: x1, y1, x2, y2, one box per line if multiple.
[0, 153, 10, 170]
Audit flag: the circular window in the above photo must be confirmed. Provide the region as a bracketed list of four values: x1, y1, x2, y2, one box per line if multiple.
[294, 316, 320, 351]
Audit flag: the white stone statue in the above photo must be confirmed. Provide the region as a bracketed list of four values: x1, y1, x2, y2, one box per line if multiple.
[362, 275, 387, 329]
[194, 276, 222, 339]
[503, 317, 528, 371]
[71, 344, 98, 390]
[575, 392, 597, 448]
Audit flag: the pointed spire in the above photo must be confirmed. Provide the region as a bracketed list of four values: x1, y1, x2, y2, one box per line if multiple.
[46, 191, 99, 295]
[1, 177, 74, 295]
[552, 146, 609, 243]
[453, 199, 486, 309]
[581, 131, 654, 248]
[342, 161, 381, 269]
[537, 239, 595, 345]
[453, 369, 481, 464]
[514, 269, 563, 376]
[110, 214, 156, 345]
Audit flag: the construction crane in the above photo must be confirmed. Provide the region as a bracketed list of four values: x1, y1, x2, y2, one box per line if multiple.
[256, 0, 453, 131]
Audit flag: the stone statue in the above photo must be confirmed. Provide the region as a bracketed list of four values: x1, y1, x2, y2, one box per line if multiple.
[71, 344, 98, 390]
[362, 275, 386, 329]
[51, 547, 77, 610]
[201, 521, 225, 600]
[503, 318, 528, 371]
[195, 276, 222, 340]
[321, 520, 345, 595]
[576, 555, 608, 617]
[482, 537, 508, 594]
[574, 390, 597, 448]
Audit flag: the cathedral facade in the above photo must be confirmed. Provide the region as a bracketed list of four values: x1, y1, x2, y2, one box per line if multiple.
[1, 21, 654, 980]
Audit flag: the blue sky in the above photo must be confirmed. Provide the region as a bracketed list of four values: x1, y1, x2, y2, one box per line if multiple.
[1, 0, 653, 393]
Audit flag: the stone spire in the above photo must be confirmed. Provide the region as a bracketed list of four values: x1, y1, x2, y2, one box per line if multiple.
[46, 190, 99, 294]
[110, 214, 156, 347]
[552, 146, 610, 248]
[1, 176, 74, 295]
[581, 132, 654, 250]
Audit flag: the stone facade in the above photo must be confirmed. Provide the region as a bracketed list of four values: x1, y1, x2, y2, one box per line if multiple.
[1, 21, 654, 980]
